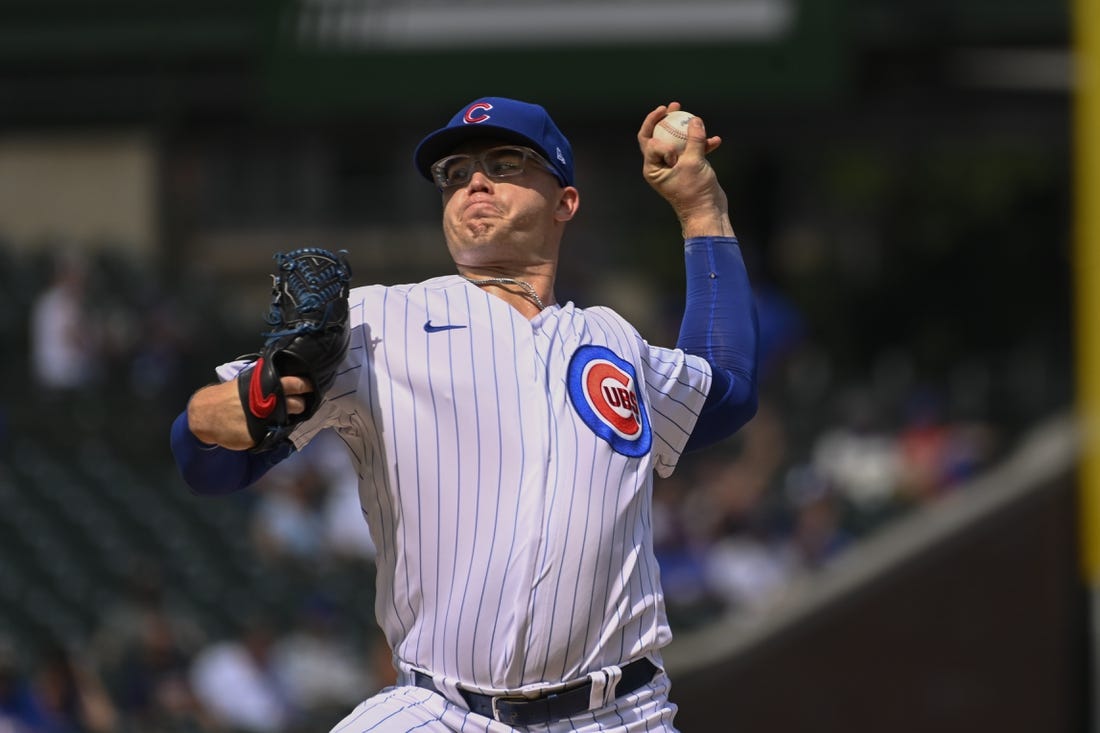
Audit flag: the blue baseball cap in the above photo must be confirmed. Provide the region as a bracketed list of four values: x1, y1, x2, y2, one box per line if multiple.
[413, 97, 574, 187]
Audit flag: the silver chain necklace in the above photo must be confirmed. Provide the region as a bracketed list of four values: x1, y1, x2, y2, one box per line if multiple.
[462, 276, 547, 311]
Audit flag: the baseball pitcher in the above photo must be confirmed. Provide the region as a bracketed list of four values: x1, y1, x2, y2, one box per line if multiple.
[170, 97, 759, 732]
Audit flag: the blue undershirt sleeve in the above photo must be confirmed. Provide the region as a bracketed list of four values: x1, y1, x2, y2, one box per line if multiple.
[170, 409, 293, 495]
[676, 236, 760, 452]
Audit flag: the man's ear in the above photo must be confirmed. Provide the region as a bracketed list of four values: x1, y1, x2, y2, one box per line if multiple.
[555, 187, 580, 223]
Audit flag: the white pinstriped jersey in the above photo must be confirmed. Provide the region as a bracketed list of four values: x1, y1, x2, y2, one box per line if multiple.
[290, 274, 711, 693]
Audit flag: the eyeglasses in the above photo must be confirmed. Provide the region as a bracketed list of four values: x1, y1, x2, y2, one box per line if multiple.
[430, 145, 556, 189]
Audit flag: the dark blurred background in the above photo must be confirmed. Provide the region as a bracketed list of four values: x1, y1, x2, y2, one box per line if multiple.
[0, 1, 1080, 732]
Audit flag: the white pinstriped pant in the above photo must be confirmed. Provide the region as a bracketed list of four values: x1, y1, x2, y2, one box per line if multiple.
[327, 673, 679, 733]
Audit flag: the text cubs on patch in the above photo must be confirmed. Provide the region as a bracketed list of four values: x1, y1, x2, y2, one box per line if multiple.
[567, 345, 652, 457]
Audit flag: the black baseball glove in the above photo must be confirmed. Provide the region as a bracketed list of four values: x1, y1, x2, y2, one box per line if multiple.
[237, 247, 352, 452]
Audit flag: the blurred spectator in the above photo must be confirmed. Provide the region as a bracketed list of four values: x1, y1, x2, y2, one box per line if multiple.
[250, 463, 329, 566]
[100, 610, 212, 733]
[189, 621, 296, 733]
[270, 595, 375, 720]
[703, 533, 792, 614]
[90, 561, 205, 673]
[703, 402, 787, 527]
[896, 385, 998, 504]
[652, 471, 725, 627]
[896, 387, 955, 503]
[18, 644, 117, 733]
[0, 641, 36, 733]
[780, 463, 852, 572]
[29, 250, 102, 397]
[128, 297, 191, 405]
[655, 402, 794, 619]
[250, 431, 378, 568]
[811, 388, 903, 528]
[0, 713, 32, 731]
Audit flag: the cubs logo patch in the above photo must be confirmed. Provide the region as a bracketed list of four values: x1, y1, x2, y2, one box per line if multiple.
[464, 102, 493, 124]
[566, 345, 651, 457]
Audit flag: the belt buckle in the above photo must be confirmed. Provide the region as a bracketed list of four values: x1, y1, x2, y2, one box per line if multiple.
[490, 694, 529, 726]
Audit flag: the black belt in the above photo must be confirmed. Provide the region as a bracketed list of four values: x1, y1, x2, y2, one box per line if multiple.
[413, 658, 658, 727]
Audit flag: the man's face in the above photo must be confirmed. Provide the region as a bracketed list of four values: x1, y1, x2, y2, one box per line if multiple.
[437, 140, 577, 268]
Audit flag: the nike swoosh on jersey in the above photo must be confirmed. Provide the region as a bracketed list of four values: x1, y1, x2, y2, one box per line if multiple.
[423, 321, 467, 333]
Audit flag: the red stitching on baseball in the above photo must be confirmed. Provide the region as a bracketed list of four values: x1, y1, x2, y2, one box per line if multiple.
[658, 119, 689, 141]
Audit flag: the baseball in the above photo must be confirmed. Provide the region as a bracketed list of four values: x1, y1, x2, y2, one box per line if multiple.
[654, 110, 695, 150]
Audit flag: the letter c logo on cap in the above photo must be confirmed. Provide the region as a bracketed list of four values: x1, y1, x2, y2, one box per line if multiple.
[464, 103, 493, 124]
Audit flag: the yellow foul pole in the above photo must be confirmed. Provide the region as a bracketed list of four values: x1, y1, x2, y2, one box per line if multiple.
[1077, 0, 1100, 584]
